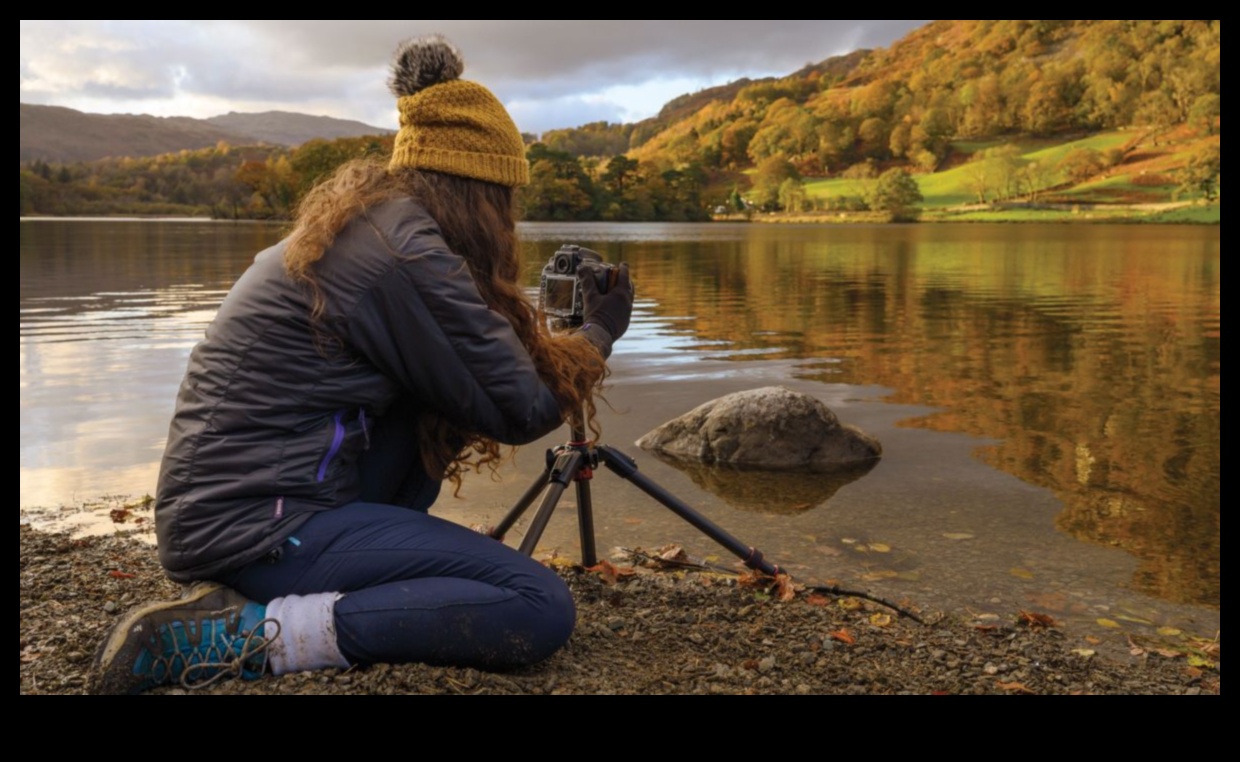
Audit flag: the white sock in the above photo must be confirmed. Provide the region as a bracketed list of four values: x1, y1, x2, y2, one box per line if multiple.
[264, 592, 350, 675]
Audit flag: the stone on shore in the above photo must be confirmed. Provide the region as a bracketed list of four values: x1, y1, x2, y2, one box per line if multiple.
[634, 386, 881, 470]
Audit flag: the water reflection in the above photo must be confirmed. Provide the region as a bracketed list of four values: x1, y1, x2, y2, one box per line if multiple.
[19, 219, 1220, 623]
[20, 220, 285, 508]
[644, 453, 878, 514]
[519, 223, 1221, 608]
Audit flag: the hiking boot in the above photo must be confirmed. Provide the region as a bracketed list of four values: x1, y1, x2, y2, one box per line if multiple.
[91, 581, 276, 695]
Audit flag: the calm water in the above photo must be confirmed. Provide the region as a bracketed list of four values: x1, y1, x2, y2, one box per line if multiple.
[20, 218, 1220, 641]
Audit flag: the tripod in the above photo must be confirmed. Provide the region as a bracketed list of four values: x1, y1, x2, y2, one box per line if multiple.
[488, 414, 781, 576]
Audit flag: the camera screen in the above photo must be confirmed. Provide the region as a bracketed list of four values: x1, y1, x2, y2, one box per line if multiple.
[543, 277, 577, 314]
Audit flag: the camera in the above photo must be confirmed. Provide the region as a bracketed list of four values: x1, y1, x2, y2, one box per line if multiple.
[538, 244, 615, 324]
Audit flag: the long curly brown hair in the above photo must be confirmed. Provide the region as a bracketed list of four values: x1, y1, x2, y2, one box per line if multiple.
[283, 158, 606, 490]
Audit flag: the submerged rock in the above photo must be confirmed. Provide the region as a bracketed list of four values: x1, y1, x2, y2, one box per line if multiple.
[634, 386, 881, 470]
[644, 453, 878, 513]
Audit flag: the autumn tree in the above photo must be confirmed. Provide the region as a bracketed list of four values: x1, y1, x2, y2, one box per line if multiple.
[1058, 147, 1106, 185]
[521, 144, 597, 220]
[1188, 94, 1221, 136]
[601, 155, 639, 196]
[1177, 143, 1220, 202]
[778, 177, 808, 213]
[868, 167, 923, 220]
[750, 155, 800, 211]
[841, 160, 878, 208]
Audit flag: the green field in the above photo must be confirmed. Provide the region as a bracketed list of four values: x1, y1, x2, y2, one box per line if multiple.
[798, 129, 1218, 222]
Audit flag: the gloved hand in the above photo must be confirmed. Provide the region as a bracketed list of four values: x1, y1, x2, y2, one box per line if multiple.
[578, 262, 634, 359]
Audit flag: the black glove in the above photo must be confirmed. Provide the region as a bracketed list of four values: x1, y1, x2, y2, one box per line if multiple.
[579, 262, 634, 359]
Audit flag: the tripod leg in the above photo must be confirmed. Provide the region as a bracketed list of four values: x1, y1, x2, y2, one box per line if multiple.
[575, 478, 597, 567]
[597, 445, 780, 576]
[517, 450, 584, 556]
[489, 465, 552, 541]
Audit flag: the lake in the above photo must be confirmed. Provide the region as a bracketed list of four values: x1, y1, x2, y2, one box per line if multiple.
[19, 218, 1220, 643]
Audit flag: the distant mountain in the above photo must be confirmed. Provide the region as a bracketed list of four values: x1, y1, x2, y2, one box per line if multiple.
[19, 104, 392, 163]
[20, 104, 244, 163]
[205, 111, 394, 149]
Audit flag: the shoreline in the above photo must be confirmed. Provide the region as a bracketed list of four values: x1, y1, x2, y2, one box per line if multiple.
[21, 200, 1222, 227]
[20, 525, 1219, 695]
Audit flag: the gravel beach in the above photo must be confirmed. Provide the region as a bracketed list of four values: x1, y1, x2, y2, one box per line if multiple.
[20, 525, 1218, 695]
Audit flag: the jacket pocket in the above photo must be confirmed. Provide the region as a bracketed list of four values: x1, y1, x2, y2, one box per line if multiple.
[315, 408, 369, 503]
[316, 410, 347, 483]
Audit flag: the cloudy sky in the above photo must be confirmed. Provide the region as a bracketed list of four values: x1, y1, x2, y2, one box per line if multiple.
[20, 20, 929, 136]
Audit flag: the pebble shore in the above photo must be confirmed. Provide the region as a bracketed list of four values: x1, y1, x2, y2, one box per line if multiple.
[20, 526, 1218, 695]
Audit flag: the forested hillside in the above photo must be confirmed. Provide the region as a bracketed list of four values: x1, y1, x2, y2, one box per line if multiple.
[20, 20, 1220, 222]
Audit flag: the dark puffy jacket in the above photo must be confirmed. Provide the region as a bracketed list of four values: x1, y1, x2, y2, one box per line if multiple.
[155, 198, 564, 582]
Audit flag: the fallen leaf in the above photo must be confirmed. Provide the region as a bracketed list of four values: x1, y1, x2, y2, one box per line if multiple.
[109, 508, 132, 523]
[1009, 567, 1035, 579]
[829, 629, 855, 645]
[1188, 635, 1221, 659]
[586, 559, 635, 585]
[1071, 648, 1096, 658]
[657, 544, 687, 562]
[107, 570, 135, 579]
[1187, 654, 1216, 669]
[1018, 610, 1057, 628]
[869, 613, 893, 627]
[1096, 618, 1121, 629]
[1156, 627, 1183, 637]
[774, 574, 798, 602]
[1084, 635, 1102, 645]
[736, 571, 767, 589]
[996, 681, 1036, 694]
[868, 543, 891, 553]
[545, 556, 580, 570]
[806, 594, 831, 607]
[838, 598, 862, 611]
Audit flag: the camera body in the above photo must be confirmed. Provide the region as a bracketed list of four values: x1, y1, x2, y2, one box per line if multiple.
[538, 244, 614, 324]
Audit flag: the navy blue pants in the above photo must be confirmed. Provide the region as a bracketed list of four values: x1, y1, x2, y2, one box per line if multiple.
[220, 399, 576, 670]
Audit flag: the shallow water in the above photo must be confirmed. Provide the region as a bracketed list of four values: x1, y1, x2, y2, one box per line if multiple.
[20, 218, 1220, 641]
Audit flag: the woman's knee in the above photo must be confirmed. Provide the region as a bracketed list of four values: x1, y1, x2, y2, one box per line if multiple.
[511, 569, 576, 666]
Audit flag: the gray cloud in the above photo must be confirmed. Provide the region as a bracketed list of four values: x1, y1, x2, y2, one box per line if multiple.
[20, 20, 929, 134]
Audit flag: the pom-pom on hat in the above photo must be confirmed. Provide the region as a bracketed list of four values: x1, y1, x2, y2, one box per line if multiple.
[387, 34, 529, 187]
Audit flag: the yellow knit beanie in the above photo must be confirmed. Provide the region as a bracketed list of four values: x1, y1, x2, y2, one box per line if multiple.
[387, 35, 529, 187]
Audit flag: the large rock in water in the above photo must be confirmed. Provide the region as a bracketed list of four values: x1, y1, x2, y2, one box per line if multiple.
[635, 386, 881, 470]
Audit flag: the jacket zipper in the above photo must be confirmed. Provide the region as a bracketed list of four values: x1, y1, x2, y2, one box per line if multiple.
[316, 410, 346, 482]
